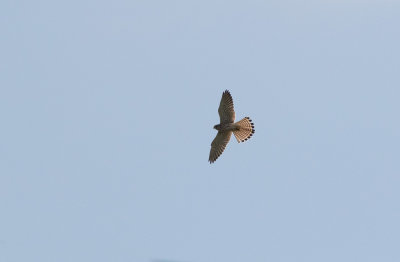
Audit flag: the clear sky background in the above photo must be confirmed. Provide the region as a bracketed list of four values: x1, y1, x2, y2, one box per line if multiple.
[1, 1, 399, 262]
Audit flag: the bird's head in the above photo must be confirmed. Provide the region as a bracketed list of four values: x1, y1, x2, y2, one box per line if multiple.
[213, 124, 220, 130]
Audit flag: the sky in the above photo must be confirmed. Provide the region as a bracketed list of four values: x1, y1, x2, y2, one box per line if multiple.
[1, 0, 400, 261]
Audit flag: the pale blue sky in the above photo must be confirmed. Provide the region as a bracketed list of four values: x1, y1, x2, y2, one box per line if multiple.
[1, 1, 400, 262]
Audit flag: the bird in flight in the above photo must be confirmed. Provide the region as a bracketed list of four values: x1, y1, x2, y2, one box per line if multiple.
[209, 90, 255, 163]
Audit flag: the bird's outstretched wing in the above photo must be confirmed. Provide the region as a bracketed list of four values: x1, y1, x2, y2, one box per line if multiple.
[209, 131, 232, 163]
[218, 90, 235, 124]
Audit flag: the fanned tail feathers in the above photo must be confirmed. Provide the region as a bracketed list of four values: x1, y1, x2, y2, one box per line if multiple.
[233, 117, 255, 143]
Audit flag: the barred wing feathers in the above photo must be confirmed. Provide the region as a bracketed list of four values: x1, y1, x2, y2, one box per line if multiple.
[218, 90, 235, 124]
[209, 131, 232, 163]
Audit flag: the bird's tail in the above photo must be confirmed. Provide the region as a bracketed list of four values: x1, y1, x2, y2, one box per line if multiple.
[233, 117, 255, 143]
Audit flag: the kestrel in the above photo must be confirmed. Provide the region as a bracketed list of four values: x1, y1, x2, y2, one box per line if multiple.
[209, 90, 255, 163]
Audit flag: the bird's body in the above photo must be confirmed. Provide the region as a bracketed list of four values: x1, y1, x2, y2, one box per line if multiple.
[213, 123, 239, 132]
[209, 90, 255, 163]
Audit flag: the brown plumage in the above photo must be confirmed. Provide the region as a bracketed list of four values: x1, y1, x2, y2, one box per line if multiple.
[209, 90, 255, 163]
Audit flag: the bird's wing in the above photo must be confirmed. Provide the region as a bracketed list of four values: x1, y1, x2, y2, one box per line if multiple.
[218, 90, 235, 123]
[209, 131, 232, 163]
